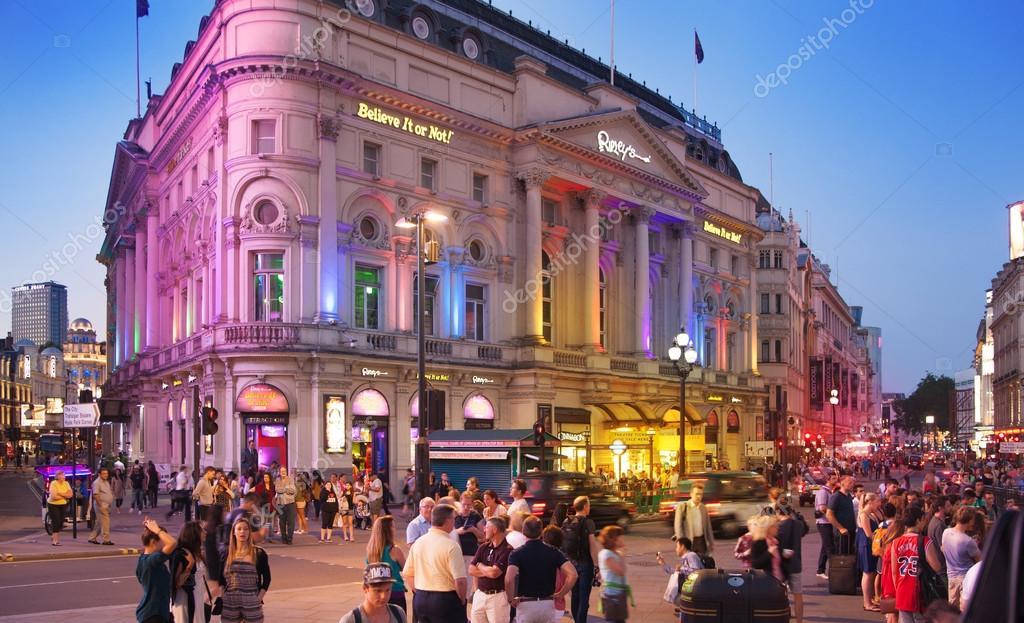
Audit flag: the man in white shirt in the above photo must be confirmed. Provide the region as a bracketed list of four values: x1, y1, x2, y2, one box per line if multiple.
[507, 479, 529, 517]
[167, 466, 193, 521]
[403, 504, 467, 620]
[406, 497, 436, 545]
[367, 471, 384, 520]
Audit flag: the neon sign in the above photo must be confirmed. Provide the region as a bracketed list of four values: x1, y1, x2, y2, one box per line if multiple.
[356, 102, 454, 144]
[596, 130, 651, 163]
[703, 220, 742, 244]
[361, 368, 388, 378]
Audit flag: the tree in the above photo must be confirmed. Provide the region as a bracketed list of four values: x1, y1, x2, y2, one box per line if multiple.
[894, 373, 954, 434]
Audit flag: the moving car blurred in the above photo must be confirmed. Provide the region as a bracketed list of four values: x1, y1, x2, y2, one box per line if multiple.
[908, 455, 924, 470]
[931, 455, 946, 467]
[798, 473, 826, 507]
[658, 472, 770, 537]
[511, 471, 636, 529]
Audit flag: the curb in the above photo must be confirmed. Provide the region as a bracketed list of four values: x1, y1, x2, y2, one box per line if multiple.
[0, 547, 140, 563]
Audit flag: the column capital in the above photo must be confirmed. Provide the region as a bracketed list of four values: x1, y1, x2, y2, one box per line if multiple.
[634, 206, 655, 223]
[582, 188, 606, 209]
[516, 168, 549, 190]
[680, 221, 697, 238]
[318, 114, 341, 141]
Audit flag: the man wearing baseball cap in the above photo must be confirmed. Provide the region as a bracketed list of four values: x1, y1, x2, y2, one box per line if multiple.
[339, 562, 407, 623]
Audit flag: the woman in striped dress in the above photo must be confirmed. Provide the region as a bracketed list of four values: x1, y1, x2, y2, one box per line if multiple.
[219, 518, 271, 623]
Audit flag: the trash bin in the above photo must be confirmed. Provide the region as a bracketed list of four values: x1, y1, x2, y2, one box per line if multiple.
[677, 569, 790, 623]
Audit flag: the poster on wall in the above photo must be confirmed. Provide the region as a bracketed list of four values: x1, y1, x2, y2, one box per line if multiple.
[809, 358, 823, 411]
[323, 395, 346, 454]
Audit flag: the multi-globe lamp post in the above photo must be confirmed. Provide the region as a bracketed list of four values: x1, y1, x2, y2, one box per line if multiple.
[396, 209, 448, 502]
[829, 388, 840, 461]
[667, 330, 698, 476]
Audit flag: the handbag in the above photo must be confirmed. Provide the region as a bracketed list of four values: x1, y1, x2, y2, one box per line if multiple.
[663, 571, 680, 604]
[879, 597, 897, 614]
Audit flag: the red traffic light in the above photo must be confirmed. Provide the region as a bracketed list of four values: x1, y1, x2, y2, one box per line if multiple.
[804, 433, 811, 440]
[202, 406, 219, 435]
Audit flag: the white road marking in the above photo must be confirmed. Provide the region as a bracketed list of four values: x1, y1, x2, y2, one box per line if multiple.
[0, 575, 134, 589]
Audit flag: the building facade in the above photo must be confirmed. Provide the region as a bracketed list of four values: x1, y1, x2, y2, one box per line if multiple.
[973, 290, 995, 449]
[100, 0, 773, 482]
[65, 318, 107, 399]
[0, 334, 33, 458]
[11, 282, 68, 348]
[989, 257, 1024, 436]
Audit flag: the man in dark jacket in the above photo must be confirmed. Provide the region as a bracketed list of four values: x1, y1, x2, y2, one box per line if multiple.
[776, 501, 806, 623]
[240, 440, 258, 478]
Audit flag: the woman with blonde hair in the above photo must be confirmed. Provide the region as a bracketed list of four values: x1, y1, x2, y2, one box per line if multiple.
[365, 515, 408, 614]
[749, 515, 783, 581]
[218, 518, 271, 623]
[855, 493, 882, 612]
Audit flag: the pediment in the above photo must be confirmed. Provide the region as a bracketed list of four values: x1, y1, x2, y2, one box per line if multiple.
[537, 111, 707, 199]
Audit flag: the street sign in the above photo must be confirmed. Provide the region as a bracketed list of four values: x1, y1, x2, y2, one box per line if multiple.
[999, 441, 1024, 454]
[744, 440, 776, 457]
[63, 403, 100, 428]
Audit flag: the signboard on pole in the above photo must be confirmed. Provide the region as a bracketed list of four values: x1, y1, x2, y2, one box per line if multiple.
[745, 440, 776, 457]
[63, 403, 100, 428]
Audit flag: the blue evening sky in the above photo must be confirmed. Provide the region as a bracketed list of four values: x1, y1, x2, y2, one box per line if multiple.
[0, 1, 1020, 393]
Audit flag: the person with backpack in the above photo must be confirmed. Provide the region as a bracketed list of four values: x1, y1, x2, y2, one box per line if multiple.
[776, 498, 808, 623]
[339, 562, 407, 623]
[563, 496, 599, 623]
[889, 505, 942, 623]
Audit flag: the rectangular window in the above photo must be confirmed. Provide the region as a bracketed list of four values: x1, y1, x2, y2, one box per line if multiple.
[760, 293, 770, 315]
[759, 250, 770, 269]
[709, 248, 718, 269]
[760, 339, 770, 362]
[420, 158, 436, 190]
[354, 264, 381, 329]
[472, 173, 488, 203]
[253, 253, 285, 322]
[363, 142, 381, 176]
[703, 328, 715, 369]
[774, 339, 783, 363]
[412, 274, 438, 336]
[731, 255, 739, 275]
[465, 284, 486, 341]
[773, 250, 784, 269]
[252, 119, 276, 154]
[542, 199, 558, 225]
[775, 294, 783, 315]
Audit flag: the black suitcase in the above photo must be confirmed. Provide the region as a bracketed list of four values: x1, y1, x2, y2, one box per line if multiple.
[677, 569, 790, 623]
[828, 533, 858, 595]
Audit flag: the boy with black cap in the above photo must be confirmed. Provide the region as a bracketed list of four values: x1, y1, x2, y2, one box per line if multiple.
[339, 562, 407, 623]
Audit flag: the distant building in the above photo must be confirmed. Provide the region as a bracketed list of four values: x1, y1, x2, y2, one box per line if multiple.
[954, 368, 975, 449]
[973, 290, 995, 450]
[0, 333, 32, 457]
[65, 318, 106, 399]
[12, 282, 68, 348]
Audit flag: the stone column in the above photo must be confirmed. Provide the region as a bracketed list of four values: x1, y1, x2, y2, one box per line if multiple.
[749, 257, 759, 374]
[315, 114, 340, 322]
[394, 236, 413, 332]
[134, 225, 147, 354]
[125, 245, 136, 359]
[116, 251, 127, 366]
[582, 190, 604, 350]
[517, 169, 548, 343]
[680, 222, 694, 339]
[172, 279, 182, 343]
[146, 214, 159, 348]
[186, 271, 195, 336]
[634, 207, 653, 355]
[223, 218, 240, 322]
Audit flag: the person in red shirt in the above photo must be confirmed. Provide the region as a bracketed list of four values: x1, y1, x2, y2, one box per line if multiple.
[888, 506, 942, 622]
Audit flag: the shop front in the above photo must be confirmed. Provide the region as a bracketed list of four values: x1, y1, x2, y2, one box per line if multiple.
[350, 387, 390, 483]
[554, 407, 591, 473]
[235, 383, 290, 471]
[428, 429, 556, 493]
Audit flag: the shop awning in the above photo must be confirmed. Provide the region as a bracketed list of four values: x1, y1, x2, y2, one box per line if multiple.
[427, 429, 558, 447]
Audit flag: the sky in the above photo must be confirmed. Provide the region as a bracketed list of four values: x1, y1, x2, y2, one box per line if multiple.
[0, 0, 1020, 394]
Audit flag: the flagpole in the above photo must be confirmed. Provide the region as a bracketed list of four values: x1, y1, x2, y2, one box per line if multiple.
[135, 12, 141, 118]
[693, 28, 698, 116]
[609, 0, 615, 85]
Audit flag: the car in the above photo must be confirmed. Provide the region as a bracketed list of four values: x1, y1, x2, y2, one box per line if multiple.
[799, 473, 826, 507]
[658, 471, 770, 537]
[511, 471, 636, 530]
[908, 455, 923, 470]
[931, 455, 946, 467]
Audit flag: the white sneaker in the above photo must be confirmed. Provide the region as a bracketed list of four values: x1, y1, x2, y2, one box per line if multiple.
[815, 572, 828, 580]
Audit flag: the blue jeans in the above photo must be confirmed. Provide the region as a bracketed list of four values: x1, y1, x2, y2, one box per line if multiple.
[571, 560, 594, 623]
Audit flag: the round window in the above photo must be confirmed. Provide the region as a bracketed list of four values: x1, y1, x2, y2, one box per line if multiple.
[359, 216, 378, 240]
[462, 36, 480, 60]
[354, 0, 376, 18]
[254, 201, 279, 226]
[411, 15, 431, 40]
[468, 239, 485, 262]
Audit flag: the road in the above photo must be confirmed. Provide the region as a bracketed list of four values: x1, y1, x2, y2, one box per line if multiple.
[0, 467, 897, 622]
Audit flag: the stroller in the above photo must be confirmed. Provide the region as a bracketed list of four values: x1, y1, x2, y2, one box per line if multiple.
[353, 495, 371, 530]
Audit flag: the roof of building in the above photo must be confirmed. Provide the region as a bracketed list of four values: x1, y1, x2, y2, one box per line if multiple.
[69, 318, 94, 332]
[40, 346, 62, 357]
[12, 338, 35, 350]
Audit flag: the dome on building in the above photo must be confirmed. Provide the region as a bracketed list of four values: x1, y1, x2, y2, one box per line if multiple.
[41, 346, 62, 357]
[69, 318, 94, 332]
[13, 338, 36, 350]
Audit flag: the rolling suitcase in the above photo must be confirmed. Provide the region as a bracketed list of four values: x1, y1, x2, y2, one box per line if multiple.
[828, 532, 858, 595]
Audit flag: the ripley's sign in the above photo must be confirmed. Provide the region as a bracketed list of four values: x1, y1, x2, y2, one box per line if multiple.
[596, 130, 651, 164]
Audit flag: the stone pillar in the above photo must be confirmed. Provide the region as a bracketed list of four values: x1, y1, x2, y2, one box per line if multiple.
[749, 258, 759, 374]
[223, 218, 240, 322]
[146, 214, 159, 348]
[634, 207, 653, 355]
[394, 237, 413, 332]
[125, 245, 136, 359]
[582, 190, 604, 350]
[680, 223, 694, 339]
[116, 251, 127, 366]
[172, 280, 182, 343]
[518, 169, 548, 343]
[315, 114, 340, 322]
[134, 226, 147, 354]
[186, 272, 195, 336]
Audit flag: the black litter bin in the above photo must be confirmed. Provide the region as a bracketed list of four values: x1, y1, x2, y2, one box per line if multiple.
[677, 569, 790, 623]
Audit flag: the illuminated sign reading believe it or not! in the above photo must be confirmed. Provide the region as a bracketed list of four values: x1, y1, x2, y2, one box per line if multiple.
[356, 102, 454, 144]
[703, 220, 742, 244]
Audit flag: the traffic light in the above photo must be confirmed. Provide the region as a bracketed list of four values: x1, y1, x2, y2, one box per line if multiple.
[201, 406, 219, 435]
[533, 421, 545, 447]
[777, 439, 785, 449]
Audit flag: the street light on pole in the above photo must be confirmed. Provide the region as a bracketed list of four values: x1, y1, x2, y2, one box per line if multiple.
[396, 209, 447, 502]
[667, 330, 698, 477]
[829, 388, 839, 462]
[925, 415, 935, 452]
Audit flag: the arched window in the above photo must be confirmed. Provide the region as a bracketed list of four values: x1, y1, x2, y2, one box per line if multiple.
[542, 251, 553, 343]
[463, 394, 495, 430]
[599, 269, 607, 349]
[352, 389, 390, 417]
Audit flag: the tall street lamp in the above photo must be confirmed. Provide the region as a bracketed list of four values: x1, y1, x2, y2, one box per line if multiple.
[925, 415, 935, 452]
[396, 209, 447, 502]
[668, 330, 698, 477]
[829, 388, 840, 461]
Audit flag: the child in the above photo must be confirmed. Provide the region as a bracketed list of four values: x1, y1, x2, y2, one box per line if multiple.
[354, 499, 371, 530]
[658, 536, 704, 577]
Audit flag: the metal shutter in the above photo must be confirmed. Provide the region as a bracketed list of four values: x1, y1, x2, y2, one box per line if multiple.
[431, 459, 512, 494]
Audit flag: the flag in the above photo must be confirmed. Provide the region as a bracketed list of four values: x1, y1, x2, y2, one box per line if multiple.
[694, 31, 704, 64]
[136, 0, 149, 18]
